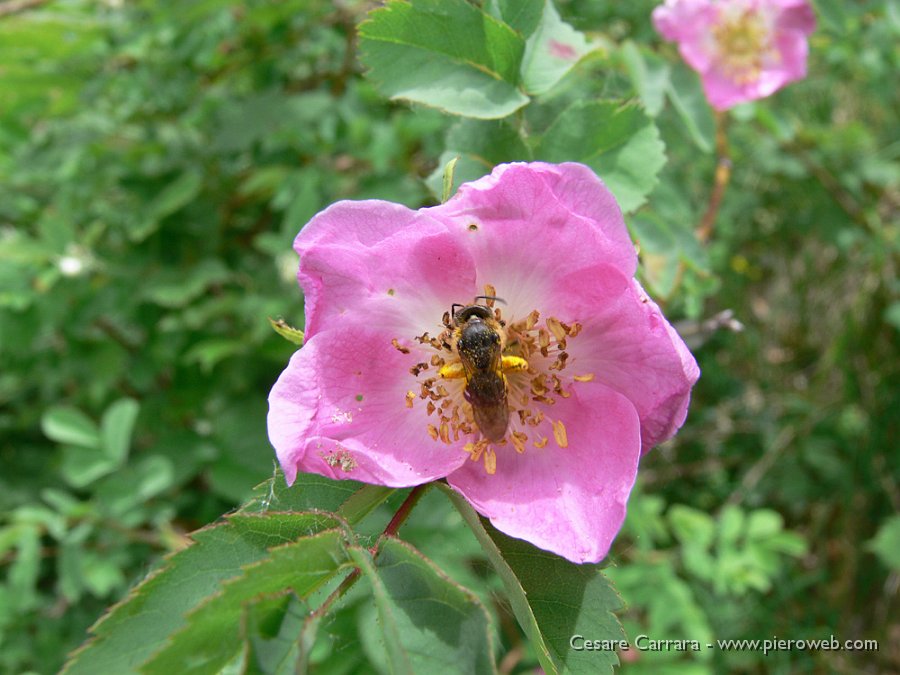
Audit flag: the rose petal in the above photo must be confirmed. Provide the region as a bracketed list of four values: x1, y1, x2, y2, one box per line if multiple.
[447, 382, 641, 563]
[773, 0, 817, 33]
[296, 201, 476, 339]
[431, 162, 637, 317]
[554, 264, 700, 450]
[268, 323, 470, 487]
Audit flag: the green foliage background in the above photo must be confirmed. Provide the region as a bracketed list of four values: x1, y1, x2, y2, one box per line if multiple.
[0, 0, 897, 673]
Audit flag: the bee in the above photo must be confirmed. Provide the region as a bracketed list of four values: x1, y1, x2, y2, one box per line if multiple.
[439, 297, 528, 442]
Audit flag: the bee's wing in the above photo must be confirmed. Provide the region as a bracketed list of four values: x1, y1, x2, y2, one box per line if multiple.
[457, 349, 479, 384]
[472, 395, 509, 442]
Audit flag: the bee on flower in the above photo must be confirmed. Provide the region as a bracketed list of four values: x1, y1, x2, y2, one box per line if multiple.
[268, 162, 699, 563]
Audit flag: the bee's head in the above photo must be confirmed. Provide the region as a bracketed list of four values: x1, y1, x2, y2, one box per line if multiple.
[451, 296, 505, 325]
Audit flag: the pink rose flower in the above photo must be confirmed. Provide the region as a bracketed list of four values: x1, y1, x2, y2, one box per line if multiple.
[652, 0, 816, 110]
[268, 162, 699, 563]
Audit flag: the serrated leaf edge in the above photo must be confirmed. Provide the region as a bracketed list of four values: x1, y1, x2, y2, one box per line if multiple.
[61, 511, 349, 674]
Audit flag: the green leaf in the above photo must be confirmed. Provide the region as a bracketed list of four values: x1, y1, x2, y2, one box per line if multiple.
[60, 446, 118, 489]
[41, 406, 101, 449]
[100, 398, 140, 465]
[536, 101, 666, 212]
[242, 594, 313, 675]
[485, 0, 544, 36]
[666, 63, 715, 153]
[718, 504, 746, 548]
[94, 456, 176, 516]
[268, 318, 304, 346]
[62, 512, 345, 675]
[425, 118, 530, 199]
[519, 0, 594, 95]
[867, 514, 900, 570]
[132, 171, 204, 241]
[241, 469, 392, 520]
[142, 528, 353, 675]
[144, 260, 231, 309]
[441, 485, 624, 675]
[619, 40, 670, 117]
[359, 0, 529, 119]
[351, 537, 496, 675]
[668, 505, 716, 549]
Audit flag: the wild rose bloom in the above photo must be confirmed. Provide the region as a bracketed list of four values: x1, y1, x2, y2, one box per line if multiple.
[652, 0, 816, 110]
[268, 162, 699, 563]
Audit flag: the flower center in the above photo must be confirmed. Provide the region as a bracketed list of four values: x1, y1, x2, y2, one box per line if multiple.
[395, 287, 594, 475]
[711, 7, 776, 84]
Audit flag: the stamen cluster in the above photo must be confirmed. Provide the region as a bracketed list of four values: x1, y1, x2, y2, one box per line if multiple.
[396, 290, 595, 475]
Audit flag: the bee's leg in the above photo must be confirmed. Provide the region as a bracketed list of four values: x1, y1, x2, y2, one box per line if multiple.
[439, 363, 466, 379]
[501, 356, 529, 372]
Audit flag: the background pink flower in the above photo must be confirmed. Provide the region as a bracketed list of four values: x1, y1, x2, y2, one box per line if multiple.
[653, 0, 816, 110]
[268, 162, 700, 563]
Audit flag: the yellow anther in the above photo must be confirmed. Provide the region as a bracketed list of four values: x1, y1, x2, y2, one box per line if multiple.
[511, 431, 528, 454]
[552, 420, 568, 448]
[546, 316, 568, 344]
[484, 447, 497, 475]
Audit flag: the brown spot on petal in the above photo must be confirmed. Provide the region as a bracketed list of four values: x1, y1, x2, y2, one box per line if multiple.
[392, 338, 410, 354]
[573, 373, 595, 382]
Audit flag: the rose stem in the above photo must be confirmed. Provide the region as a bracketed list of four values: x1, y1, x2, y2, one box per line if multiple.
[696, 110, 732, 243]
